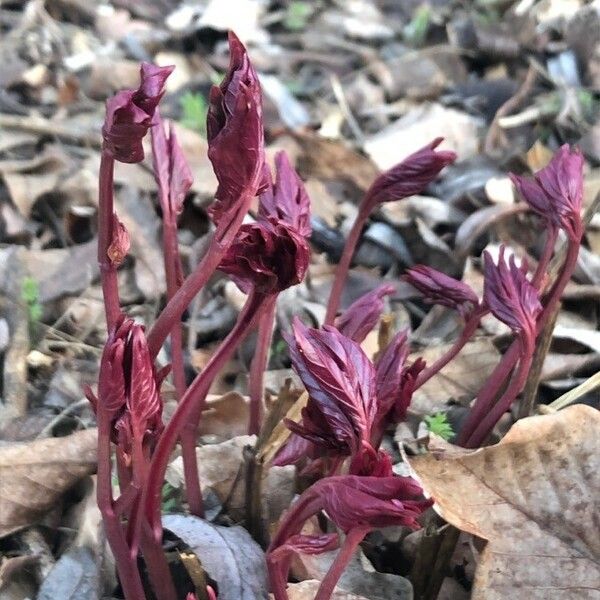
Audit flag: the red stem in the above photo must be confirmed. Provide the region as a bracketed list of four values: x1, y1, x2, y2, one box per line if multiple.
[144, 289, 269, 539]
[314, 527, 370, 600]
[98, 153, 121, 330]
[147, 193, 255, 359]
[139, 522, 178, 600]
[415, 309, 485, 389]
[267, 552, 293, 600]
[96, 417, 146, 600]
[464, 340, 533, 448]
[180, 429, 204, 517]
[162, 216, 187, 397]
[267, 491, 323, 600]
[248, 295, 277, 434]
[324, 205, 370, 325]
[457, 237, 582, 446]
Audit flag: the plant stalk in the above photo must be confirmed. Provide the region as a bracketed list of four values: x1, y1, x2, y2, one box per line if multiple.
[464, 340, 534, 447]
[415, 309, 485, 389]
[458, 237, 582, 446]
[147, 193, 255, 358]
[314, 527, 369, 600]
[144, 289, 269, 538]
[96, 417, 146, 600]
[248, 295, 277, 435]
[98, 152, 121, 330]
[324, 205, 370, 325]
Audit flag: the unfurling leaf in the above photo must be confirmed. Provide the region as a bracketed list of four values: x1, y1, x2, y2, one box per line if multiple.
[258, 151, 311, 237]
[483, 246, 541, 345]
[335, 284, 395, 344]
[207, 32, 267, 224]
[102, 63, 173, 163]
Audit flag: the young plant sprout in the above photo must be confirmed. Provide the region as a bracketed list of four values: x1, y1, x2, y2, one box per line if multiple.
[89, 28, 585, 600]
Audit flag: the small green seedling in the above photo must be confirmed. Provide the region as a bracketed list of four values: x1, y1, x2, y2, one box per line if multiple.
[179, 91, 208, 134]
[424, 412, 454, 441]
[21, 277, 42, 323]
[284, 1, 313, 31]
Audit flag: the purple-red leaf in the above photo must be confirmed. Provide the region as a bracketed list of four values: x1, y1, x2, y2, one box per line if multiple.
[288, 320, 377, 454]
[269, 533, 340, 563]
[403, 265, 479, 317]
[365, 138, 456, 210]
[375, 329, 410, 420]
[271, 433, 315, 467]
[126, 325, 163, 443]
[102, 63, 173, 163]
[270, 474, 432, 547]
[510, 144, 584, 240]
[151, 113, 193, 216]
[219, 220, 309, 294]
[207, 32, 266, 225]
[92, 317, 164, 453]
[132, 63, 173, 116]
[334, 284, 395, 343]
[258, 151, 311, 237]
[95, 318, 132, 421]
[483, 247, 542, 345]
[314, 475, 432, 532]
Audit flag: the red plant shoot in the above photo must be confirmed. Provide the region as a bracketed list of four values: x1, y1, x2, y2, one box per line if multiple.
[91, 28, 588, 600]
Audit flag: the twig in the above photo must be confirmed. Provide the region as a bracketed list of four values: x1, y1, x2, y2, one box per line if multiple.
[36, 398, 90, 439]
[542, 371, 600, 413]
[518, 306, 559, 418]
[484, 65, 537, 154]
[329, 74, 365, 144]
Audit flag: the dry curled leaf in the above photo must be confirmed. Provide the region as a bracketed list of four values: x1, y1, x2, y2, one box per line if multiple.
[408, 406, 600, 599]
[0, 429, 97, 538]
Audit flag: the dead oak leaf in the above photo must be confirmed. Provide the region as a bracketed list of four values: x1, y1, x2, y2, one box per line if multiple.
[0, 429, 97, 538]
[408, 405, 600, 599]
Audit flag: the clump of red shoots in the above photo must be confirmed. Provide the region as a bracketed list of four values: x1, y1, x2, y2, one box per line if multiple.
[90, 28, 586, 600]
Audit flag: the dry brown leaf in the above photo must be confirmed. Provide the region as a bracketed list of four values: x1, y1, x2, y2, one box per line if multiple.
[410, 338, 500, 414]
[0, 429, 98, 538]
[258, 391, 308, 464]
[198, 392, 250, 440]
[408, 406, 600, 599]
[454, 203, 528, 258]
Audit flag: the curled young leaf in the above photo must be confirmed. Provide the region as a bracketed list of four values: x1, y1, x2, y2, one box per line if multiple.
[151, 114, 193, 216]
[106, 213, 130, 267]
[102, 63, 173, 163]
[364, 138, 456, 211]
[403, 265, 479, 317]
[207, 32, 266, 225]
[219, 220, 309, 294]
[374, 330, 426, 423]
[91, 317, 164, 453]
[335, 284, 395, 344]
[510, 144, 584, 241]
[286, 320, 377, 457]
[483, 247, 542, 346]
[258, 151, 311, 237]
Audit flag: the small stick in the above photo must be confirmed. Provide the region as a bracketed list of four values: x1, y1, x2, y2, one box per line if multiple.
[518, 305, 559, 418]
[484, 65, 537, 154]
